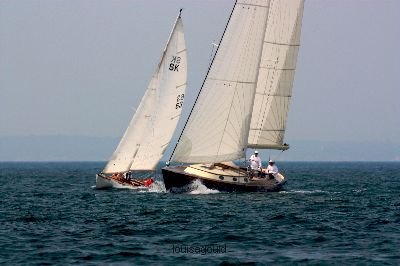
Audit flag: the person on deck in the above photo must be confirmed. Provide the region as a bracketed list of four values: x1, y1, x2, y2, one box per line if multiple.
[266, 160, 279, 179]
[124, 171, 132, 180]
[249, 151, 262, 176]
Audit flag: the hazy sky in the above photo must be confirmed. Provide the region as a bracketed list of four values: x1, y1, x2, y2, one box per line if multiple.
[1, 0, 399, 145]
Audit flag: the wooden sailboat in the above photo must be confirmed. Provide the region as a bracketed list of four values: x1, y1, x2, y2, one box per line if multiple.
[162, 0, 304, 192]
[96, 10, 187, 189]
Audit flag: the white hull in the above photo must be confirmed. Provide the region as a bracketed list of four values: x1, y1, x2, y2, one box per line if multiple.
[95, 174, 145, 189]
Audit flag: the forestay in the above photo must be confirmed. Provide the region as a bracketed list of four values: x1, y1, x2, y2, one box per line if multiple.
[172, 0, 271, 163]
[248, 0, 304, 150]
[103, 13, 187, 173]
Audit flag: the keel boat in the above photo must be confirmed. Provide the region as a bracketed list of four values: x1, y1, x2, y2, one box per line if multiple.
[97, 10, 187, 189]
[163, 0, 304, 192]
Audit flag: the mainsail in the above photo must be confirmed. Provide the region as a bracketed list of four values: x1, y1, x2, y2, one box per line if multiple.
[172, 0, 304, 164]
[172, 0, 271, 163]
[248, 0, 304, 150]
[103, 12, 187, 173]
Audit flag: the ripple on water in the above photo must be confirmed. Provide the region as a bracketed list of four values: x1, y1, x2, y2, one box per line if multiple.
[1, 162, 400, 264]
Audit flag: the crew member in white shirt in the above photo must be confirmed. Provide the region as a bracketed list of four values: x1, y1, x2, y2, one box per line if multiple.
[249, 150, 262, 172]
[266, 159, 279, 179]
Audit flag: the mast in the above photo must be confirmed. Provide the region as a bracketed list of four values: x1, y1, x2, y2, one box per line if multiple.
[170, 0, 271, 164]
[103, 9, 187, 173]
[168, 1, 238, 163]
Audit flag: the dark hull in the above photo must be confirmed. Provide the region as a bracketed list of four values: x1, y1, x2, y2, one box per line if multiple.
[162, 166, 285, 193]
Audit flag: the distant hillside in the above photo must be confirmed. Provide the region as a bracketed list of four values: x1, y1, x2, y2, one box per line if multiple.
[0, 136, 399, 162]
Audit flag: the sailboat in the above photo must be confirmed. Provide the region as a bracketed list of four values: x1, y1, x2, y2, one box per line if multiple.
[96, 10, 187, 189]
[162, 0, 304, 192]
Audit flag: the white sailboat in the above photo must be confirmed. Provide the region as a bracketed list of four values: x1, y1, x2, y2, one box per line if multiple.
[96, 10, 187, 189]
[162, 0, 304, 192]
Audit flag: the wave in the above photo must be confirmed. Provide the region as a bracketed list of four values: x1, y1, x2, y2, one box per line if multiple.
[93, 178, 219, 194]
[280, 189, 340, 194]
[165, 179, 220, 194]
[144, 180, 167, 193]
[141, 179, 219, 194]
[188, 180, 220, 194]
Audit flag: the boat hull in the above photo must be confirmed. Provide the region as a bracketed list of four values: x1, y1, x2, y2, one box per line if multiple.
[95, 173, 146, 189]
[162, 164, 285, 193]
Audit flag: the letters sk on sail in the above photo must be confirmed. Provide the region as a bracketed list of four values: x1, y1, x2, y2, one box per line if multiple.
[103, 14, 187, 173]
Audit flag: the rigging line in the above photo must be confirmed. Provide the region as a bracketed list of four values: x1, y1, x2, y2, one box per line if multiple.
[273, 81, 282, 132]
[282, 87, 290, 130]
[155, 10, 183, 71]
[168, 1, 238, 162]
[271, 68, 283, 133]
[215, 84, 240, 162]
[227, 107, 242, 142]
[229, 102, 242, 141]
[279, 51, 296, 131]
[255, 64, 272, 141]
[277, 95, 284, 133]
[271, 97, 280, 137]
[207, 40, 217, 68]
[253, 4, 276, 141]
[233, 6, 253, 81]
[257, 62, 277, 141]
[194, 89, 229, 128]
[247, 3, 271, 145]
[229, 8, 262, 155]
[273, 53, 290, 133]
[233, 7, 257, 144]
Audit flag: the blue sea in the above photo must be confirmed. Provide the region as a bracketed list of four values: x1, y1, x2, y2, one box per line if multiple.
[1, 162, 399, 265]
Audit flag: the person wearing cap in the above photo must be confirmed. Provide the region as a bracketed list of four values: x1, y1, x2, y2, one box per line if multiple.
[249, 150, 262, 173]
[266, 159, 279, 179]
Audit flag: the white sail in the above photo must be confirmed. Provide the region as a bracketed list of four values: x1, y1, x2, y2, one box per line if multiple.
[103, 13, 187, 173]
[248, 0, 304, 150]
[172, 0, 271, 163]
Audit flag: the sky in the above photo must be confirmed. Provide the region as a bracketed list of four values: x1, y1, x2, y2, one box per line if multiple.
[1, 0, 399, 160]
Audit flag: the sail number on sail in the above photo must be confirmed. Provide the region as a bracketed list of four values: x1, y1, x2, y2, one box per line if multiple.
[169, 56, 181, 71]
[176, 94, 184, 109]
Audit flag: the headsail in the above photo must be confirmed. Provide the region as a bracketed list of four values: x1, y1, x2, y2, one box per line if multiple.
[103, 11, 187, 173]
[172, 0, 271, 163]
[248, 0, 304, 150]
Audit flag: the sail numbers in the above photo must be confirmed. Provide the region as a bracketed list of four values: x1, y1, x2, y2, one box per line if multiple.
[169, 56, 181, 72]
[176, 94, 184, 109]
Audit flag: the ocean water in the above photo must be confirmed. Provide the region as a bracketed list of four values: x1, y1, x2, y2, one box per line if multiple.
[1, 162, 399, 265]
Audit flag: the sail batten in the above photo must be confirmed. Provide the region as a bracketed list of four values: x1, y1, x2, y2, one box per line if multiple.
[264, 41, 300, 46]
[103, 12, 187, 173]
[247, 144, 289, 150]
[207, 78, 256, 84]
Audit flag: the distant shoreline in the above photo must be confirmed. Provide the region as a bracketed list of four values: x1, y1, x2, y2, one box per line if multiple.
[1, 136, 399, 162]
